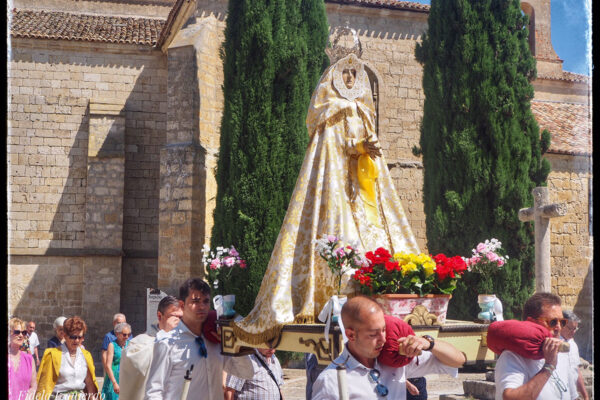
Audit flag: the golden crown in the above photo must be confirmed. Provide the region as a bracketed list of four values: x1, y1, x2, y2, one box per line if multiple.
[325, 26, 363, 64]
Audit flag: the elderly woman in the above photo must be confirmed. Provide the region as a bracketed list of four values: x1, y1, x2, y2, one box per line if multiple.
[9, 318, 37, 399]
[101, 322, 131, 400]
[47, 316, 67, 349]
[36, 316, 99, 399]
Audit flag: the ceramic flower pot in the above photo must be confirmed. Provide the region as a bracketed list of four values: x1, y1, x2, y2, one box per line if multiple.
[213, 294, 236, 318]
[373, 293, 452, 324]
[477, 294, 503, 321]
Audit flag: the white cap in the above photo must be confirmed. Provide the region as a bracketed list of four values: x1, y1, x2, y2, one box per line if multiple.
[53, 316, 67, 329]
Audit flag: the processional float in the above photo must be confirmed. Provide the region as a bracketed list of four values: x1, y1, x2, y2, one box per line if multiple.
[216, 28, 496, 367]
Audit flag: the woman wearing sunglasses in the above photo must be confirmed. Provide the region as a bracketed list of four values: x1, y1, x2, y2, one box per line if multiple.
[101, 322, 132, 400]
[36, 316, 99, 399]
[9, 317, 37, 399]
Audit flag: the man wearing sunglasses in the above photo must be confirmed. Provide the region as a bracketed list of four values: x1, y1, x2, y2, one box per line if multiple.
[495, 292, 573, 400]
[145, 278, 256, 399]
[311, 296, 466, 399]
[561, 310, 589, 400]
[120, 295, 183, 400]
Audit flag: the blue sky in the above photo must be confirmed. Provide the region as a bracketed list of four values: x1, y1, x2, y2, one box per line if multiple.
[412, 0, 592, 76]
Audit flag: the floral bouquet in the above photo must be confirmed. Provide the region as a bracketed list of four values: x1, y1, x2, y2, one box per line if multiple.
[353, 247, 468, 297]
[464, 238, 509, 279]
[431, 253, 469, 294]
[314, 234, 369, 295]
[202, 244, 247, 295]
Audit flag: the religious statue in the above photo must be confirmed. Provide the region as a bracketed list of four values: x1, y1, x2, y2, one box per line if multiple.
[232, 32, 420, 344]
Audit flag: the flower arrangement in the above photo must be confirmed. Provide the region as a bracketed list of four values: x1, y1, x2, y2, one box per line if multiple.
[202, 244, 247, 295]
[352, 247, 468, 296]
[314, 234, 369, 295]
[464, 238, 509, 279]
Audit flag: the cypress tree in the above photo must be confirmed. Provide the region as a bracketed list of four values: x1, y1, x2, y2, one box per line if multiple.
[415, 0, 551, 319]
[211, 0, 329, 315]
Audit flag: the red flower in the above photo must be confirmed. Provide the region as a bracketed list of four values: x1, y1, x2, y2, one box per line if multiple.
[366, 247, 392, 266]
[385, 260, 399, 272]
[433, 253, 467, 280]
[353, 270, 372, 288]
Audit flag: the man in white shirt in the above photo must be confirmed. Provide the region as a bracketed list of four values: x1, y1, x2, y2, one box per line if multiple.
[120, 295, 183, 400]
[145, 278, 256, 400]
[495, 292, 573, 400]
[26, 320, 40, 367]
[561, 310, 588, 400]
[311, 296, 466, 399]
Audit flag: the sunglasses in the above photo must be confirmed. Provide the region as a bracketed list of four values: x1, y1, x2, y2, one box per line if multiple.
[368, 368, 389, 397]
[120, 333, 131, 338]
[13, 330, 27, 336]
[68, 335, 84, 340]
[538, 317, 567, 328]
[195, 336, 207, 358]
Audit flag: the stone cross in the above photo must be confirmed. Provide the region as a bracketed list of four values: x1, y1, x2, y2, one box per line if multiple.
[518, 187, 567, 293]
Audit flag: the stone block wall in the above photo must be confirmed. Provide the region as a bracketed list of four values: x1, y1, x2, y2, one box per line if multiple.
[156, 2, 227, 290]
[547, 153, 593, 361]
[547, 154, 592, 304]
[194, 4, 227, 246]
[120, 257, 159, 335]
[7, 38, 167, 360]
[8, 255, 121, 371]
[8, 39, 167, 253]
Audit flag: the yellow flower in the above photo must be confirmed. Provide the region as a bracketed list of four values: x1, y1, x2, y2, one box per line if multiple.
[393, 252, 409, 265]
[423, 261, 436, 277]
[414, 253, 432, 265]
[402, 262, 417, 276]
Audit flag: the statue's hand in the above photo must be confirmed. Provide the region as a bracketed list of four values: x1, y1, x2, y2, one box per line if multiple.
[364, 135, 382, 158]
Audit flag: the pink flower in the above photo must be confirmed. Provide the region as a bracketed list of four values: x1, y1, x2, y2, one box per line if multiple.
[476, 243, 487, 253]
[210, 259, 221, 270]
[469, 256, 481, 265]
[328, 235, 338, 243]
[497, 258, 505, 267]
[229, 247, 239, 257]
[486, 252, 499, 262]
[224, 256, 236, 267]
[335, 247, 346, 258]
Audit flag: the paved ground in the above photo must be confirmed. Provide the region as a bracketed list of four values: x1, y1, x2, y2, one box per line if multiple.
[97, 368, 486, 399]
[280, 368, 488, 400]
[97, 364, 594, 399]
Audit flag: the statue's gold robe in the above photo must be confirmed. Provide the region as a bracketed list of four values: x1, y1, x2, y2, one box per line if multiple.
[232, 57, 419, 343]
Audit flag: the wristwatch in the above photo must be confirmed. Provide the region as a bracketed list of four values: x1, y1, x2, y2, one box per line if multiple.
[422, 335, 435, 351]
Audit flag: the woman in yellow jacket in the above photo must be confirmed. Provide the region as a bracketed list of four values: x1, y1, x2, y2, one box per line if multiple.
[36, 316, 99, 399]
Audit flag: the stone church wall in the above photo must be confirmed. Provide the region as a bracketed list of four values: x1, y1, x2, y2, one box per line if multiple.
[7, 38, 167, 365]
[547, 153, 593, 360]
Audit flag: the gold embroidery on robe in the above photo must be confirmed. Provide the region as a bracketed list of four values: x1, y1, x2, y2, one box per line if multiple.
[231, 55, 420, 344]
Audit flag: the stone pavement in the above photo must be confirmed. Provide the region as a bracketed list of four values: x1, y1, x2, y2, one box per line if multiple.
[98, 366, 593, 399]
[280, 368, 488, 400]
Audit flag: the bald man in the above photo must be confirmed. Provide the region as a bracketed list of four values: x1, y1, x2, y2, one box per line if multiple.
[312, 296, 466, 399]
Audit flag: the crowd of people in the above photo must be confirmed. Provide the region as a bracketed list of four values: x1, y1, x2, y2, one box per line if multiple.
[8, 286, 588, 400]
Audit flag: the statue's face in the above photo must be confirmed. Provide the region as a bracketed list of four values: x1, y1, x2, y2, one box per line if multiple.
[342, 68, 357, 89]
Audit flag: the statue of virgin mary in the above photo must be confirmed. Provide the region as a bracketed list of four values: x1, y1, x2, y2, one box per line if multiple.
[232, 38, 420, 344]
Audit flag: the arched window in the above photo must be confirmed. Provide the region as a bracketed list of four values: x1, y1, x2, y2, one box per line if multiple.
[521, 3, 536, 56]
